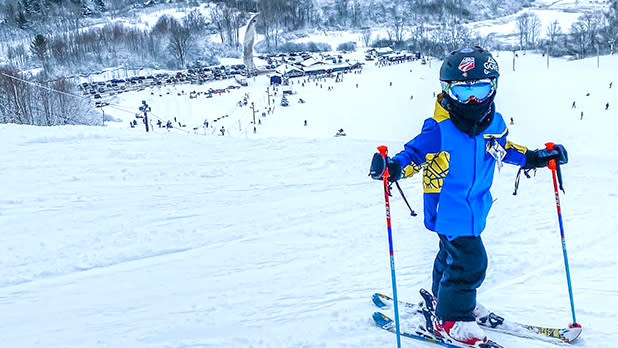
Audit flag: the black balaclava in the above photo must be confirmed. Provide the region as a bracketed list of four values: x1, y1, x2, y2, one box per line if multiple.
[441, 92, 496, 137]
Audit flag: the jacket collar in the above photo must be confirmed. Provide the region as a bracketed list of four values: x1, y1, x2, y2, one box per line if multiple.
[433, 93, 450, 123]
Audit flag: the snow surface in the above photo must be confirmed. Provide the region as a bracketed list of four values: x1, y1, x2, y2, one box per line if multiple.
[2, 52, 618, 348]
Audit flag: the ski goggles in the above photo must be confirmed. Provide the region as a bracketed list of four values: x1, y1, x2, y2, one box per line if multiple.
[441, 78, 497, 104]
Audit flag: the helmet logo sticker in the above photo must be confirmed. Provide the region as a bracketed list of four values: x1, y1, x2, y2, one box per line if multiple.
[484, 57, 498, 74]
[458, 57, 475, 72]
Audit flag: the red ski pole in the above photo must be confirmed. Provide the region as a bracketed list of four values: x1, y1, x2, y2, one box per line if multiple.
[377, 145, 402, 348]
[545, 142, 580, 330]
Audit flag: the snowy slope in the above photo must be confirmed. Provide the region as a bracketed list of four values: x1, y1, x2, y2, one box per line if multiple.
[2, 52, 618, 348]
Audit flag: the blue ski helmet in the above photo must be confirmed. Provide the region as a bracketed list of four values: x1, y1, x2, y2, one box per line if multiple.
[439, 46, 499, 82]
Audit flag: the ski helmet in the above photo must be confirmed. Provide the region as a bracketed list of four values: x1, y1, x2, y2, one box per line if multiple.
[439, 46, 499, 82]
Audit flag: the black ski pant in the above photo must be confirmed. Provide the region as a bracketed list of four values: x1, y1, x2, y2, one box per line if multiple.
[432, 234, 487, 322]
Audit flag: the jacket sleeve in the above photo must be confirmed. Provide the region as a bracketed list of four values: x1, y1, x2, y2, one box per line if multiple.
[503, 139, 527, 167]
[392, 118, 441, 178]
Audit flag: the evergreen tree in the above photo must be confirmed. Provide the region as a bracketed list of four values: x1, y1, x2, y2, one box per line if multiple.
[94, 0, 107, 12]
[16, 11, 28, 29]
[20, 0, 33, 15]
[30, 34, 48, 64]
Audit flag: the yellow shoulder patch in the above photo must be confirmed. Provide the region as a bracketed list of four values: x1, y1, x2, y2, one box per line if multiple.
[483, 127, 508, 139]
[506, 140, 527, 154]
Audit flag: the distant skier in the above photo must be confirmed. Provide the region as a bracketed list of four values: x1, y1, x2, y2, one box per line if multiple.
[335, 128, 346, 137]
[369, 47, 568, 347]
[509, 116, 514, 125]
[606, 102, 610, 110]
[572, 101, 576, 108]
[220, 126, 225, 136]
[304, 120, 307, 126]
[610, 81, 613, 88]
[581, 111, 584, 120]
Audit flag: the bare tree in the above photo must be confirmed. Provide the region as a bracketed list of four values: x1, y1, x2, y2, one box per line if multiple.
[361, 29, 372, 47]
[529, 13, 541, 48]
[571, 21, 587, 58]
[0, 66, 33, 124]
[546, 20, 562, 55]
[517, 13, 530, 50]
[168, 18, 193, 68]
[334, 0, 349, 26]
[184, 9, 206, 34]
[569, 12, 604, 57]
[581, 11, 604, 52]
[257, 0, 282, 50]
[351, 0, 362, 27]
[211, 3, 241, 47]
[602, 3, 618, 54]
[386, 4, 406, 43]
[7, 44, 27, 66]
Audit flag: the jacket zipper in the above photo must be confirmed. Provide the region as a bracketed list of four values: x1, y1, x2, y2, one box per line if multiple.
[466, 136, 477, 233]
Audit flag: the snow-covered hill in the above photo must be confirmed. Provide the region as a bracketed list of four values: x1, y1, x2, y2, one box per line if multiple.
[1, 52, 618, 348]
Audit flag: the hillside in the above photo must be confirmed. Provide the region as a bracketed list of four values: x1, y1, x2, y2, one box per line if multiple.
[1, 50, 618, 347]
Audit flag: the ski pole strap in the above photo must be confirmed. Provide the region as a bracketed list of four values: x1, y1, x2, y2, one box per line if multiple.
[513, 167, 534, 195]
[513, 168, 523, 196]
[395, 181, 417, 217]
[377, 145, 393, 196]
[545, 142, 565, 193]
[556, 162, 565, 193]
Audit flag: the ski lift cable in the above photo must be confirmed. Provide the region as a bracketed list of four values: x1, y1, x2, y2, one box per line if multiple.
[0, 71, 191, 134]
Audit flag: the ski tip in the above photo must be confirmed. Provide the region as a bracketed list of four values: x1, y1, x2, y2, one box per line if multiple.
[562, 324, 583, 343]
[372, 311, 392, 327]
[371, 293, 388, 308]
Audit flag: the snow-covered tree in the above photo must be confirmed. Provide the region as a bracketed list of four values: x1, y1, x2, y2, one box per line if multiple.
[30, 34, 48, 68]
[168, 18, 193, 68]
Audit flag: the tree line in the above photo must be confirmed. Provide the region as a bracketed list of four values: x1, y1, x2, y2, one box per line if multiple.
[0, 3, 230, 126]
[0, 66, 100, 126]
[515, 2, 618, 58]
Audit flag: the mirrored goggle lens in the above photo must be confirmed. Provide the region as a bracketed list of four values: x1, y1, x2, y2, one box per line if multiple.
[449, 81, 494, 103]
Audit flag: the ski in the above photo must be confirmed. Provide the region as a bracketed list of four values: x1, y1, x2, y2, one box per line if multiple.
[373, 311, 504, 348]
[372, 291, 582, 344]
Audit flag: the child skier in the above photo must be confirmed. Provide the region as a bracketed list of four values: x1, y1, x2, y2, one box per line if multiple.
[369, 47, 568, 346]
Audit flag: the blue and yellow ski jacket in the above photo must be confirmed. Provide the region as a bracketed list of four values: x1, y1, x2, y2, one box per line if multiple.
[392, 95, 528, 240]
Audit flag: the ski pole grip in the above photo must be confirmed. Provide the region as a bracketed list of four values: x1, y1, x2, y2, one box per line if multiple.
[545, 142, 557, 171]
[377, 145, 390, 179]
